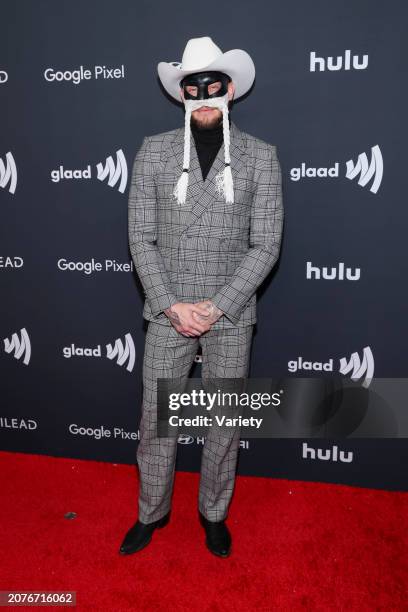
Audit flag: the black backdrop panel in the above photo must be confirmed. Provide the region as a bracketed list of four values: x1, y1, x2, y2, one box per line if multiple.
[1, 0, 407, 490]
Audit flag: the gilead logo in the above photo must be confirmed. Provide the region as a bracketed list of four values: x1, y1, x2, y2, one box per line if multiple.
[0, 256, 24, 269]
[51, 149, 128, 193]
[302, 442, 353, 463]
[0, 417, 37, 430]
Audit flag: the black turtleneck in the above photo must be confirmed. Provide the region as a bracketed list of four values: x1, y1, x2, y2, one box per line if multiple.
[191, 116, 231, 182]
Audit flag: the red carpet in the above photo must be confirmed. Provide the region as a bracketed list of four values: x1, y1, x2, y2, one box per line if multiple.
[1, 450, 407, 611]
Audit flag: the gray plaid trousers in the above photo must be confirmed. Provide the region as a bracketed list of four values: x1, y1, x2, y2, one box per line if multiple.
[137, 320, 253, 524]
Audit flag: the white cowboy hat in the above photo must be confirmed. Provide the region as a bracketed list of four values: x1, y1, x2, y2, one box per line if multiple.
[157, 36, 255, 102]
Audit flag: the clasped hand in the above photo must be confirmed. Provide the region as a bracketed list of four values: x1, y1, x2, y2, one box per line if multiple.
[164, 300, 223, 337]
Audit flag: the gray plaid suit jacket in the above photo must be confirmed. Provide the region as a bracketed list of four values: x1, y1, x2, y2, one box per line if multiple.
[128, 120, 284, 330]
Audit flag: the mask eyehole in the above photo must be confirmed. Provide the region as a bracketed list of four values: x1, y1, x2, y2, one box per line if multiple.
[184, 86, 198, 98]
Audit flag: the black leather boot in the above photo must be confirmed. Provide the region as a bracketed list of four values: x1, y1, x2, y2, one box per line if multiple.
[199, 511, 232, 558]
[119, 511, 170, 555]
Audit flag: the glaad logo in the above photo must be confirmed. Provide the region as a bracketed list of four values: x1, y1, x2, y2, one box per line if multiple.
[0, 151, 17, 194]
[306, 261, 360, 281]
[0, 70, 8, 83]
[310, 50, 368, 72]
[290, 145, 383, 194]
[288, 346, 374, 388]
[96, 150, 128, 193]
[339, 346, 374, 389]
[51, 149, 128, 193]
[345, 145, 383, 194]
[106, 333, 135, 372]
[63, 333, 136, 372]
[4, 327, 31, 365]
[302, 442, 353, 463]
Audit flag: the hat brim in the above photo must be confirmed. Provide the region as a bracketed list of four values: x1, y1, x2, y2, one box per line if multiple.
[157, 49, 255, 102]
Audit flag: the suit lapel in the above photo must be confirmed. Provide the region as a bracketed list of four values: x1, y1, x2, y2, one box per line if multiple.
[166, 120, 247, 229]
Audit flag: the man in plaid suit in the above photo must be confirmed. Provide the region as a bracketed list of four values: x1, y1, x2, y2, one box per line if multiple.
[119, 36, 283, 558]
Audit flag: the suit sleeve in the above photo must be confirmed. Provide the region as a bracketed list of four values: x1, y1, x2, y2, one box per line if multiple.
[128, 136, 179, 316]
[210, 144, 284, 325]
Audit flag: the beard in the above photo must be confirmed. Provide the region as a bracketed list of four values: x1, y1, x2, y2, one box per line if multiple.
[190, 108, 223, 131]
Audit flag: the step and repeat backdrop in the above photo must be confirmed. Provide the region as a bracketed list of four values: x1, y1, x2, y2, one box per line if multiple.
[1, 1, 407, 490]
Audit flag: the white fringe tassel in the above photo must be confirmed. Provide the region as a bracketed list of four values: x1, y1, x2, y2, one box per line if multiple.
[174, 92, 234, 205]
[221, 99, 234, 204]
[173, 104, 192, 204]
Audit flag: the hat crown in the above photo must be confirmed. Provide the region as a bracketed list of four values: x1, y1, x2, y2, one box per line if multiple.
[157, 36, 255, 102]
[181, 36, 223, 71]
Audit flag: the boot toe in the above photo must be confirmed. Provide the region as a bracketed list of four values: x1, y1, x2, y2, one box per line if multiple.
[199, 512, 232, 558]
[119, 523, 153, 555]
